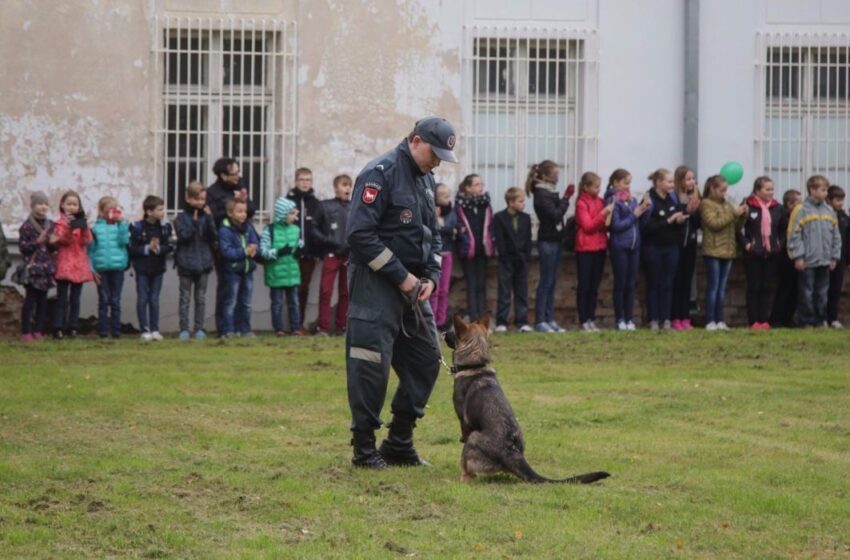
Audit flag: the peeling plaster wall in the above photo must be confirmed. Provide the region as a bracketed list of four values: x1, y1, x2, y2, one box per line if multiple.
[1, 0, 154, 235]
[295, 0, 463, 198]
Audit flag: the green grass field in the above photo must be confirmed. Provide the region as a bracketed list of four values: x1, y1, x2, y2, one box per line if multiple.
[1, 331, 849, 559]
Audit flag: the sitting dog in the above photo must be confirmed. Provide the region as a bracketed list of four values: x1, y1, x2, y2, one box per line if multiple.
[445, 313, 610, 484]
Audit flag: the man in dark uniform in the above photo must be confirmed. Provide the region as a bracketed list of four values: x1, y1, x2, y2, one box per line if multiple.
[346, 117, 458, 469]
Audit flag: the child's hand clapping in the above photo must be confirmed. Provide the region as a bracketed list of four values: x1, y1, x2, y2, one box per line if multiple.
[246, 244, 257, 258]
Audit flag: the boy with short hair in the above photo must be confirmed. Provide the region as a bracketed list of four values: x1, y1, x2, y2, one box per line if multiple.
[492, 187, 532, 332]
[287, 167, 320, 321]
[129, 195, 173, 341]
[260, 196, 304, 336]
[174, 181, 217, 340]
[218, 198, 259, 337]
[826, 185, 850, 328]
[771, 189, 803, 327]
[312, 174, 352, 335]
[787, 175, 843, 327]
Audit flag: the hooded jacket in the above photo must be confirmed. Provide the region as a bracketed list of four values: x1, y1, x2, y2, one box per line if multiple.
[532, 181, 570, 243]
[641, 189, 684, 247]
[574, 191, 608, 253]
[787, 196, 843, 267]
[173, 205, 217, 275]
[700, 197, 746, 259]
[54, 214, 94, 284]
[313, 197, 351, 257]
[88, 218, 130, 272]
[129, 219, 174, 276]
[455, 192, 495, 259]
[260, 197, 302, 288]
[286, 187, 321, 258]
[741, 195, 784, 258]
[609, 195, 641, 251]
[219, 218, 260, 275]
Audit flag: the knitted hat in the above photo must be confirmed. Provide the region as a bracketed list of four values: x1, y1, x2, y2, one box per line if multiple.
[274, 196, 296, 222]
[30, 191, 49, 209]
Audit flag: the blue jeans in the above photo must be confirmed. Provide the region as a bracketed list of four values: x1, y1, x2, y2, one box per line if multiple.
[97, 270, 125, 336]
[221, 271, 254, 335]
[54, 280, 83, 331]
[610, 246, 640, 323]
[704, 257, 733, 324]
[136, 273, 163, 333]
[643, 244, 680, 323]
[535, 240, 563, 324]
[798, 266, 830, 327]
[271, 286, 301, 333]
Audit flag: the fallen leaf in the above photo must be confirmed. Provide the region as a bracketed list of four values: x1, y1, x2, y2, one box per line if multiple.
[514, 530, 524, 539]
[675, 539, 684, 548]
[474, 543, 485, 552]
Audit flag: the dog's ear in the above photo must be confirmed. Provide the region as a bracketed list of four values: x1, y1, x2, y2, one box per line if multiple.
[443, 329, 457, 349]
[476, 312, 491, 330]
[453, 313, 468, 339]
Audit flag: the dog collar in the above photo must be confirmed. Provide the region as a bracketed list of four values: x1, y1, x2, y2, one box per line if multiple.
[449, 363, 493, 377]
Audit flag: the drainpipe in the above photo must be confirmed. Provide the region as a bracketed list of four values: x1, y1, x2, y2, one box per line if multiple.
[684, 0, 699, 169]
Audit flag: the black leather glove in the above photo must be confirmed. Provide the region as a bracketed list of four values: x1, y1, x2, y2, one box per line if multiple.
[276, 246, 293, 257]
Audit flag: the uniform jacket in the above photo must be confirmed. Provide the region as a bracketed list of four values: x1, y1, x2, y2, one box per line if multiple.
[260, 198, 302, 288]
[313, 197, 351, 257]
[741, 196, 784, 258]
[787, 196, 843, 267]
[574, 192, 608, 253]
[54, 214, 94, 284]
[609, 195, 641, 251]
[493, 209, 532, 261]
[129, 219, 174, 276]
[173, 206, 217, 275]
[700, 197, 746, 259]
[218, 218, 260, 275]
[88, 219, 130, 273]
[18, 216, 56, 291]
[287, 187, 321, 258]
[347, 139, 443, 287]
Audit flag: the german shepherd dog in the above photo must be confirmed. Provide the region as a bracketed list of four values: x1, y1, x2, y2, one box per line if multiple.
[445, 314, 610, 484]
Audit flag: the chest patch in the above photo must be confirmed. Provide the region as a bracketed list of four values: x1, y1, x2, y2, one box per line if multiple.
[659, 210, 666, 217]
[400, 209, 414, 224]
[750, 212, 759, 220]
[330, 222, 338, 230]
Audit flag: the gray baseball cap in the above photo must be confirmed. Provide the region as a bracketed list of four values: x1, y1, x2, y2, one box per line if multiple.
[413, 117, 458, 163]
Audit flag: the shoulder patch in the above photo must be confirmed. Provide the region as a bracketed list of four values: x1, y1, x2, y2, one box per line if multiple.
[362, 182, 381, 204]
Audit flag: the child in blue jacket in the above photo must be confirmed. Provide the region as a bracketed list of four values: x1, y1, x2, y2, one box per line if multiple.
[88, 196, 130, 338]
[218, 198, 259, 337]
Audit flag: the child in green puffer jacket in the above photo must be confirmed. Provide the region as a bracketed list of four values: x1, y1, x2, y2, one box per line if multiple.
[88, 196, 130, 338]
[260, 196, 303, 336]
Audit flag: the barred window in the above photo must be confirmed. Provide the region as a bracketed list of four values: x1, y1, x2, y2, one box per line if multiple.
[756, 33, 850, 193]
[463, 27, 598, 210]
[153, 17, 297, 219]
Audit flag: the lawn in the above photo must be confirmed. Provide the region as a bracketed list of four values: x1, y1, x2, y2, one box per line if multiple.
[0, 331, 848, 559]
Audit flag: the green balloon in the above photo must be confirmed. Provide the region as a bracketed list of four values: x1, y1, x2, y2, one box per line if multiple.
[720, 161, 744, 185]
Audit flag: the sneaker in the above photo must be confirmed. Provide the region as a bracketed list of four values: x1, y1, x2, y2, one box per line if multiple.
[151, 331, 164, 341]
[759, 322, 771, 331]
[581, 321, 594, 332]
[535, 322, 554, 333]
[662, 320, 672, 330]
[518, 324, 533, 333]
[649, 321, 660, 331]
[549, 321, 566, 333]
[831, 320, 844, 329]
[275, 330, 287, 337]
[53, 329, 64, 340]
[242, 332, 257, 338]
[140, 331, 153, 342]
[495, 325, 508, 333]
[314, 329, 329, 337]
[291, 329, 307, 336]
[626, 321, 637, 331]
[705, 322, 718, 331]
[179, 330, 191, 341]
[32, 332, 44, 341]
[21, 333, 34, 343]
[671, 319, 684, 331]
[194, 330, 207, 340]
[67, 329, 78, 339]
[589, 320, 601, 332]
[717, 322, 730, 331]
[617, 321, 628, 331]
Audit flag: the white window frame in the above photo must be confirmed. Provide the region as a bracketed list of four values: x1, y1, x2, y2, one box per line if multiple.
[461, 25, 599, 210]
[151, 15, 298, 220]
[755, 31, 850, 194]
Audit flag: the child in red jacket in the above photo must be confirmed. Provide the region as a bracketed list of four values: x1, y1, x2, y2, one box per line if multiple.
[52, 190, 94, 338]
[575, 172, 613, 331]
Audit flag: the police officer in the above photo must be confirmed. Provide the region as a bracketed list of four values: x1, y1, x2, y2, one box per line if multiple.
[345, 117, 458, 469]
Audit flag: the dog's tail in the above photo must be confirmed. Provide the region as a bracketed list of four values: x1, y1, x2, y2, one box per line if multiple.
[508, 455, 610, 484]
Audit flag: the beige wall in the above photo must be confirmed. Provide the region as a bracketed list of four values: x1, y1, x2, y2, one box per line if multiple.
[0, 0, 464, 237]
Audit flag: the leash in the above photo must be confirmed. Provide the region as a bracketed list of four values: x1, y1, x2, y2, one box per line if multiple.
[400, 278, 429, 339]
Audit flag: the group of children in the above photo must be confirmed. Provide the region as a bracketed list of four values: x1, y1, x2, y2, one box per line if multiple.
[432, 161, 849, 332]
[14, 164, 354, 341]
[10, 157, 850, 339]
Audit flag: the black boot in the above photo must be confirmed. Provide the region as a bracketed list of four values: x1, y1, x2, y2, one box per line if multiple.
[351, 430, 387, 470]
[378, 416, 430, 467]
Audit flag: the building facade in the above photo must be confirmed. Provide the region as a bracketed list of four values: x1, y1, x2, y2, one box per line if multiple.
[2, 0, 850, 330]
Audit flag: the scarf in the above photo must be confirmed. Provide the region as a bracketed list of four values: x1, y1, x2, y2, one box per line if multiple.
[616, 187, 631, 202]
[456, 192, 491, 211]
[757, 198, 772, 252]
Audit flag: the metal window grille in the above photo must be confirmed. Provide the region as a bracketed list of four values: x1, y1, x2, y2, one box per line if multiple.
[461, 26, 598, 210]
[755, 32, 850, 194]
[151, 16, 297, 219]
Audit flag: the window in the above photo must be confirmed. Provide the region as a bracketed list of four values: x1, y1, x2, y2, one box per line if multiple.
[153, 16, 297, 219]
[462, 27, 598, 210]
[756, 33, 850, 193]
